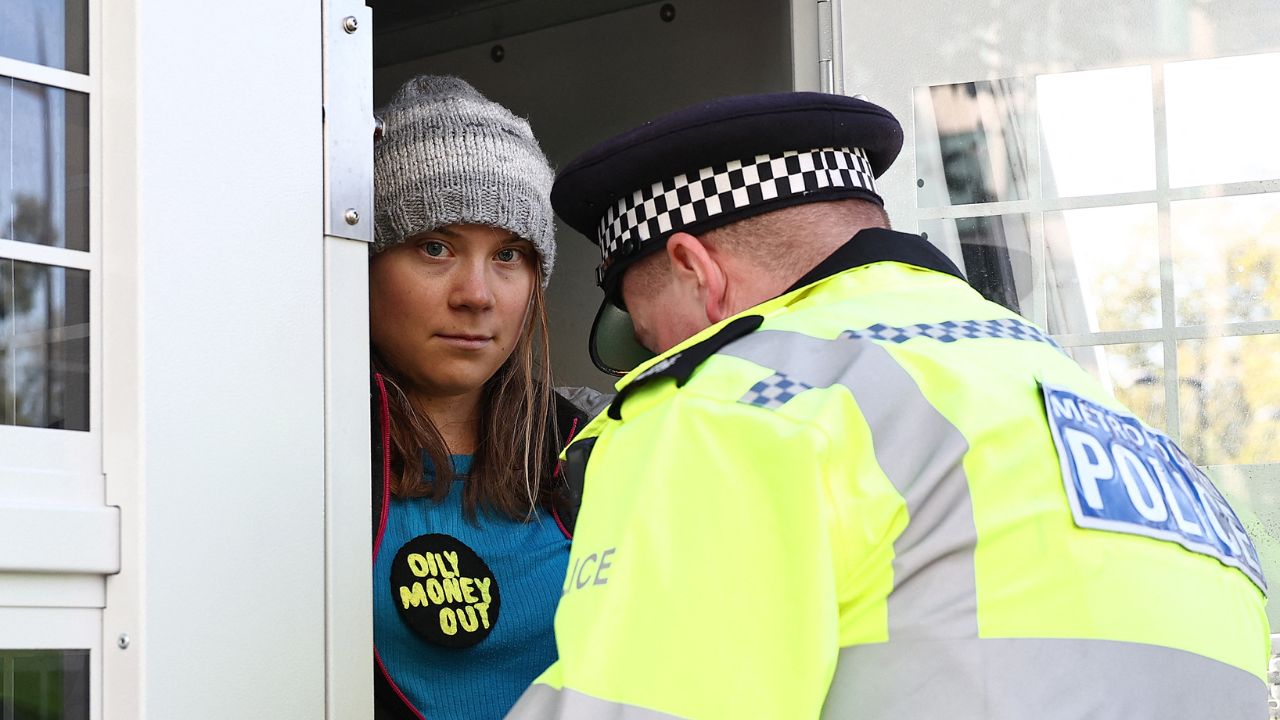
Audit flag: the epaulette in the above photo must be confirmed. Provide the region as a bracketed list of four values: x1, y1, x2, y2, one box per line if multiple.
[606, 314, 763, 420]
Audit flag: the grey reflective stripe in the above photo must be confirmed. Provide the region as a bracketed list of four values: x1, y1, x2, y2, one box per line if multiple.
[722, 330, 978, 638]
[821, 637, 1268, 719]
[506, 684, 688, 720]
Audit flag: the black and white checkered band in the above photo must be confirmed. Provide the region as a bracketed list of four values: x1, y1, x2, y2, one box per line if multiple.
[595, 147, 877, 284]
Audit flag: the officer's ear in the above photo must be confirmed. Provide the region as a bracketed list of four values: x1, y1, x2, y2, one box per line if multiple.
[666, 232, 729, 324]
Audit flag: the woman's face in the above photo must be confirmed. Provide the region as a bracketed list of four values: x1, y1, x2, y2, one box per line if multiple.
[370, 223, 537, 400]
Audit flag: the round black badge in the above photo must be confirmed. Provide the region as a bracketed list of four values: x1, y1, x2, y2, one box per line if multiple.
[390, 534, 501, 648]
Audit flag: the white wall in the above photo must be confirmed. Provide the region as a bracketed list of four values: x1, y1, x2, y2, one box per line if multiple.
[104, 0, 328, 717]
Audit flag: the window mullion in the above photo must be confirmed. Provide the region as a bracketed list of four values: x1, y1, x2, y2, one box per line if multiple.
[0, 241, 94, 271]
[0, 57, 90, 94]
[1151, 62, 1181, 442]
[1026, 82, 1047, 329]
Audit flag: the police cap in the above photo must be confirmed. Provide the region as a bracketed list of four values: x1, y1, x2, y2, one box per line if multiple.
[551, 91, 904, 375]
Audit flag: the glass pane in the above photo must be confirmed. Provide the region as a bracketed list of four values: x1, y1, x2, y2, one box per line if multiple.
[1166, 53, 1280, 188]
[0, 649, 89, 720]
[914, 78, 1031, 207]
[0, 0, 88, 74]
[0, 260, 89, 431]
[1176, 335, 1280, 465]
[919, 214, 1032, 315]
[1171, 193, 1280, 327]
[0, 343, 8, 426]
[1038, 66, 1156, 198]
[1205, 464, 1280, 630]
[0, 76, 90, 251]
[1066, 342, 1166, 432]
[1045, 204, 1160, 334]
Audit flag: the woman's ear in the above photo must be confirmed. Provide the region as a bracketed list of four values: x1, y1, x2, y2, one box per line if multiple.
[665, 232, 730, 324]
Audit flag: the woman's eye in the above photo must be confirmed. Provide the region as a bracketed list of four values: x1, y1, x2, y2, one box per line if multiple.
[495, 248, 523, 263]
[422, 241, 447, 257]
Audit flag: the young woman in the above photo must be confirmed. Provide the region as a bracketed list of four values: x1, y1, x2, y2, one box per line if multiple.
[369, 75, 603, 720]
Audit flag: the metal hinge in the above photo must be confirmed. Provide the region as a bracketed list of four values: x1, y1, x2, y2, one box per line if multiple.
[322, 0, 374, 242]
[816, 0, 842, 95]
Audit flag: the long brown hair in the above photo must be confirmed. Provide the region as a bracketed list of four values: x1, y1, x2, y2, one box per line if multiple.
[373, 277, 560, 520]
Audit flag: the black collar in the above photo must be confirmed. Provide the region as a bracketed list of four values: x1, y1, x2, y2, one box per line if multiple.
[605, 228, 967, 421]
[784, 227, 966, 295]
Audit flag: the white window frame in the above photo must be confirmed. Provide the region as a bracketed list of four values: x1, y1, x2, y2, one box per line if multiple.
[0, 607, 102, 720]
[0, 10, 103, 507]
[0, 6, 110, 716]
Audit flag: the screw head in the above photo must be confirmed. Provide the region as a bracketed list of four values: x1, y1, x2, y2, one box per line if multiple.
[117, 633, 130, 649]
[343, 16, 358, 33]
[344, 209, 360, 225]
[660, 3, 676, 21]
[490, 44, 505, 63]
[917, 178, 925, 188]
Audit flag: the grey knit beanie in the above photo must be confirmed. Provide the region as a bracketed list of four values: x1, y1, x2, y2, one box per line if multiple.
[373, 75, 556, 283]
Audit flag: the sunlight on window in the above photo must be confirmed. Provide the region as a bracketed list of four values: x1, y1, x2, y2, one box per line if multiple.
[1177, 335, 1280, 466]
[1166, 53, 1280, 188]
[1044, 204, 1160, 334]
[1171, 193, 1280, 327]
[1038, 66, 1155, 198]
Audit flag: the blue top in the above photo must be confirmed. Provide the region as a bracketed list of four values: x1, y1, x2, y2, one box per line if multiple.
[374, 455, 571, 719]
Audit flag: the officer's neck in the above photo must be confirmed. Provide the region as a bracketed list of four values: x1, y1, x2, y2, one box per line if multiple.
[720, 219, 879, 316]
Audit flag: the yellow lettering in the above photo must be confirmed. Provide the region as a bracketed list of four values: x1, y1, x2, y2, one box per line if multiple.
[442, 577, 463, 603]
[439, 607, 458, 635]
[475, 577, 492, 604]
[406, 553, 430, 578]
[442, 551, 460, 578]
[458, 605, 480, 632]
[475, 602, 491, 629]
[460, 577, 478, 604]
[425, 578, 445, 604]
[431, 552, 454, 579]
[399, 582, 429, 610]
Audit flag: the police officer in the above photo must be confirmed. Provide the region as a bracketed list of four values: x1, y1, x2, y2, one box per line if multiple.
[507, 92, 1271, 719]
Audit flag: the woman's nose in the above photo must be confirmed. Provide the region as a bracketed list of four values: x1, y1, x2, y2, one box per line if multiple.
[450, 260, 496, 310]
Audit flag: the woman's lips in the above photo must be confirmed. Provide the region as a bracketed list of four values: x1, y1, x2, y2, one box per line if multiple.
[436, 334, 493, 350]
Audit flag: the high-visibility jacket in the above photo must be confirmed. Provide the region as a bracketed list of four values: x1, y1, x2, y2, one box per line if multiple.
[507, 228, 1271, 720]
